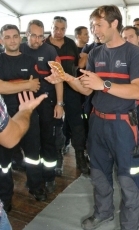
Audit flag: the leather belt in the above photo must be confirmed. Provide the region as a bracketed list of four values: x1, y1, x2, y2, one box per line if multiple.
[93, 108, 129, 120]
[92, 108, 137, 144]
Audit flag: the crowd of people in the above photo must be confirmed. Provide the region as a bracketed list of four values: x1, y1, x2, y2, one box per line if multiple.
[1, 4, 139, 230]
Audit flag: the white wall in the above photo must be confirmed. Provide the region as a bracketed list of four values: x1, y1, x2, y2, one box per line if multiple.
[126, 6, 139, 26]
[0, 14, 19, 28]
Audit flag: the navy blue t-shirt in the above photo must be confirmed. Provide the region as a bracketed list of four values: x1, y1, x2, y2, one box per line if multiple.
[20, 42, 58, 93]
[0, 53, 39, 111]
[87, 42, 139, 113]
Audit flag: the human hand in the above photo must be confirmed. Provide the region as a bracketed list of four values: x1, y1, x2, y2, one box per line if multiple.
[28, 75, 40, 92]
[79, 69, 104, 90]
[54, 104, 64, 118]
[18, 91, 47, 112]
[46, 61, 75, 83]
[45, 71, 75, 84]
[78, 53, 88, 68]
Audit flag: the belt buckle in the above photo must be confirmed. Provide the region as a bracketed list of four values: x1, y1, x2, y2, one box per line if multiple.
[100, 112, 106, 118]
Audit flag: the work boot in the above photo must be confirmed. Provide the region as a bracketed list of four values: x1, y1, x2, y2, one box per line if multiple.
[82, 215, 114, 230]
[63, 144, 70, 155]
[45, 181, 56, 193]
[3, 199, 12, 213]
[75, 150, 89, 174]
[55, 149, 63, 177]
[28, 188, 47, 201]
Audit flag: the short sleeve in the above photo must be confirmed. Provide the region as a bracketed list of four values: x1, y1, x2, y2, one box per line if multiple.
[0, 95, 9, 132]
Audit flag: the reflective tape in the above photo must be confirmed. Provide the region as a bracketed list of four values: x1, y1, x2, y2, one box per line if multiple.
[41, 158, 57, 168]
[84, 114, 88, 119]
[24, 157, 41, 165]
[0, 163, 12, 173]
[81, 114, 88, 119]
[130, 167, 139, 175]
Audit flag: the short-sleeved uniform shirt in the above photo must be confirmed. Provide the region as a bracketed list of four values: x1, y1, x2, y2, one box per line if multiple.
[0, 95, 9, 132]
[87, 42, 139, 113]
[0, 52, 39, 110]
[20, 42, 58, 93]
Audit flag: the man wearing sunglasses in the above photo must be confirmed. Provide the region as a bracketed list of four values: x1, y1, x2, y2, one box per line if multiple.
[45, 16, 89, 175]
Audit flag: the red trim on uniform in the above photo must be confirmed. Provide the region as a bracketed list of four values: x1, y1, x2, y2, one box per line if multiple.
[97, 72, 129, 79]
[136, 100, 139, 105]
[55, 56, 61, 63]
[59, 56, 75, 61]
[35, 65, 50, 75]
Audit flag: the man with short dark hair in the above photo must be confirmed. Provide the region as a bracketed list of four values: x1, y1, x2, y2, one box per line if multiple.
[0, 24, 47, 212]
[47, 5, 139, 230]
[74, 26, 89, 53]
[133, 18, 139, 29]
[121, 25, 139, 46]
[45, 16, 89, 175]
[20, 19, 64, 192]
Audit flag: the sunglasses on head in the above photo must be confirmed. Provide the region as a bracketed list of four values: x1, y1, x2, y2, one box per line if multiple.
[54, 16, 67, 21]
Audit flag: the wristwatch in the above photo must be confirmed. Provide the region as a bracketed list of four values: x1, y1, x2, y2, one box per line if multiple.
[102, 80, 112, 93]
[57, 102, 65, 107]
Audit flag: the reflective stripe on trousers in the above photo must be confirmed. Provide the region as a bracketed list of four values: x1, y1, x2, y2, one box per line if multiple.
[0, 163, 12, 173]
[24, 157, 57, 168]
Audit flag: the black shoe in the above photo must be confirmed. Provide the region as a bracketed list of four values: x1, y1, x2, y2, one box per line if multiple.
[75, 150, 89, 174]
[55, 150, 63, 177]
[45, 181, 56, 193]
[63, 145, 70, 155]
[29, 188, 47, 201]
[3, 200, 12, 213]
[55, 166, 63, 177]
[82, 215, 114, 230]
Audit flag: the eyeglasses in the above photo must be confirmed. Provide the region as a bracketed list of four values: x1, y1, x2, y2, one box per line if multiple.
[28, 33, 44, 40]
[54, 16, 67, 22]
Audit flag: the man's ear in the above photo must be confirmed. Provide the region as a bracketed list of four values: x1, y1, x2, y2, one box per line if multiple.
[112, 19, 118, 29]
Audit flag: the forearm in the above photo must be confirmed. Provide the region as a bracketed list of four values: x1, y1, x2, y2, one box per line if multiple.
[0, 80, 31, 94]
[1, 109, 32, 148]
[108, 82, 139, 100]
[55, 82, 63, 102]
[66, 74, 92, 95]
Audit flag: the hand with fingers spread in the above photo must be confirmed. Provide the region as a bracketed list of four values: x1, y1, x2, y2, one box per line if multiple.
[18, 91, 47, 112]
[28, 75, 40, 92]
[79, 69, 104, 90]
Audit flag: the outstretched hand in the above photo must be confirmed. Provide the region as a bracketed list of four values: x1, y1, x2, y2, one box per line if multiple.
[18, 91, 47, 112]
